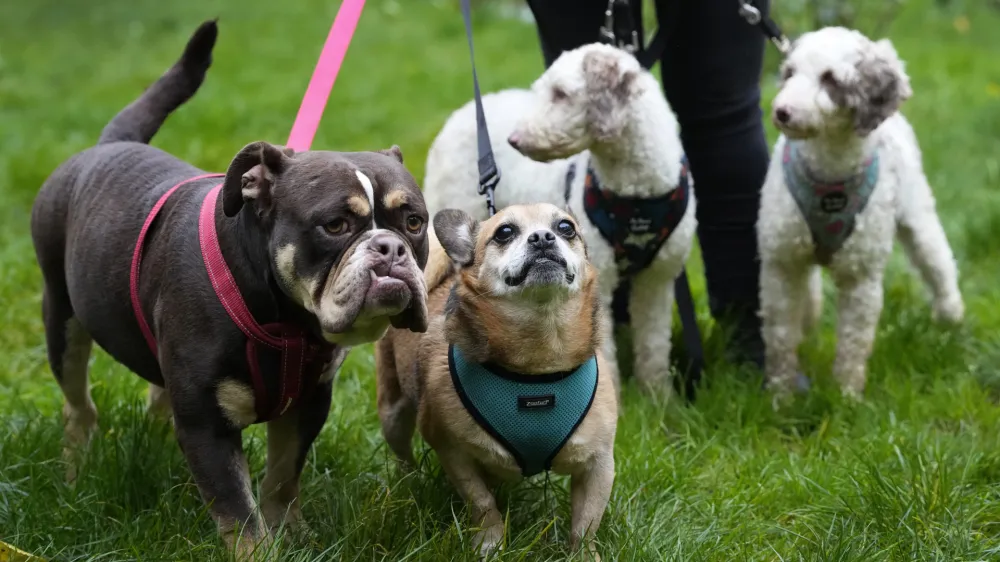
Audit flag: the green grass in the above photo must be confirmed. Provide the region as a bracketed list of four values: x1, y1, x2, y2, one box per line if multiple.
[2, 0, 1000, 560]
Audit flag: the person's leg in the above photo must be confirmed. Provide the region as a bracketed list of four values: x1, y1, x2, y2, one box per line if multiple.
[526, 0, 634, 66]
[652, 0, 771, 369]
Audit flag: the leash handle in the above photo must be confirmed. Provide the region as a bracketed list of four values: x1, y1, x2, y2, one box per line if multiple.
[286, 0, 367, 152]
[460, 0, 500, 217]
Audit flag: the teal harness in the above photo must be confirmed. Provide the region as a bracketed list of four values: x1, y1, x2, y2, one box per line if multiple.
[448, 344, 599, 477]
[783, 140, 880, 265]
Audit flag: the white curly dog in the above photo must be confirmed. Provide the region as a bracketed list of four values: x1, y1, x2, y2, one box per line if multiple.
[423, 43, 696, 397]
[758, 27, 965, 398]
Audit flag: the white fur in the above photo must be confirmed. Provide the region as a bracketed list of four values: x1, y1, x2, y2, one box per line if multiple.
[355, 170, 376, 226]
[758, 27, 965, 399]
[423, 43, 696, 396]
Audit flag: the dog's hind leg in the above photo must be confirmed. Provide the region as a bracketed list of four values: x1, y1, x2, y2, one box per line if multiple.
[896, 188, 964, 324]
[147, 383, 173, 422]
[375, 339, 417, 468]
[42, 286, 97, 482]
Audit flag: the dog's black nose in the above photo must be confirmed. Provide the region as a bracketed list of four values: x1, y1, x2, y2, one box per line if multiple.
[774, 107, 791, 124]
[528, 230, 556, 250]
[369, 232, 406, 259]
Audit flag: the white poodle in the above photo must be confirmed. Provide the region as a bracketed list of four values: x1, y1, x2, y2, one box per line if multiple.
[423, 43, 696, 397]
[758, 27, 965, 398]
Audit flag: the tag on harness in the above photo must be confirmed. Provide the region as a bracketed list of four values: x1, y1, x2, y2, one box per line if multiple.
[518, 394, 556, 410]
[820, 192, 849, 213]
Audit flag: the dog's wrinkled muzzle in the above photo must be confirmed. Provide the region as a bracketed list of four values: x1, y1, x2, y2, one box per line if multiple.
[322, 231, 428, 337]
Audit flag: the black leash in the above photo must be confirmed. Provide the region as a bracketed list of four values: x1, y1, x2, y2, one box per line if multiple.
[459, 0, 499, 218]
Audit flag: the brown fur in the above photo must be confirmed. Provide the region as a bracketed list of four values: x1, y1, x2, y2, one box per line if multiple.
[376, 204, 616, 559]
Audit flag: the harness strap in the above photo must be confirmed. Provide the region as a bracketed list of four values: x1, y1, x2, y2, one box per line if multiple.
[130, 173, 226, 357]
[199, 185, 336, 421]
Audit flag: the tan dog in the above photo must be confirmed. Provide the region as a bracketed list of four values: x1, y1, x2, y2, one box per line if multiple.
[375, 203, 617, 559]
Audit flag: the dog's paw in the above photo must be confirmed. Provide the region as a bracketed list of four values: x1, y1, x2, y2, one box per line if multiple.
[932, 294, 965, 325]
[840, 383, 865, 402]
[570, 540, 602, 562]
[473, 525, 503, 560]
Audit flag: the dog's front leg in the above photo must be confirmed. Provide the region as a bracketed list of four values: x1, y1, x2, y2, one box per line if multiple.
[167, 367, 269, 559]
[629, 266, 677, 400]
[569, 453, 614, 561]
[831, 272, 885, 398]
[260, 380, 332, 535]
[437, 450, 503, 557]
[760, 260, 810, 395]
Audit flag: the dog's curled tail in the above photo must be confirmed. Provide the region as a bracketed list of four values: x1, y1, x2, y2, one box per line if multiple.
[98, 19, 218, 145]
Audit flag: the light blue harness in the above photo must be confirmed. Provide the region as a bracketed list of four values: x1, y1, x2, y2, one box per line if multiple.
[448, 344, 599, 477]
[782, 140, 880, 264]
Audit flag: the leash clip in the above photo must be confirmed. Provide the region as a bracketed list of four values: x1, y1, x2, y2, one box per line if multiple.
[599, 0, 639, 54]
[738, 1, 762, 25]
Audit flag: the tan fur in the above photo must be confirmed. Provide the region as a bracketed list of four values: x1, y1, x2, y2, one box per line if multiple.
[216, 380, 257, 428]
[383, 189, 408, 209]
[261, 411, 305, 532]
[376, 204, 616, 559]
[347, 194, 371, 217]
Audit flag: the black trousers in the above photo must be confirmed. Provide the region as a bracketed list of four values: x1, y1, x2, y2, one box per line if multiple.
[526, 0, 770, 368]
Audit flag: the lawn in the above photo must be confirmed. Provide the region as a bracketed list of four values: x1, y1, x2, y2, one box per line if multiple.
[2, 0, 1000, 560]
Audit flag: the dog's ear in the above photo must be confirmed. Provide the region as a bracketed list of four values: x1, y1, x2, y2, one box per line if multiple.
[378, 145, 404, 163]
[222, 141, 294, 218]
[583, 49, 639, 142]
[433, 209, 479, 267]
[851, 38, 912, 136]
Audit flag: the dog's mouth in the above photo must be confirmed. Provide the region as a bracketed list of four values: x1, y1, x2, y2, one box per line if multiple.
[504, 254, 574, 287]
[365, 269, 412, 316]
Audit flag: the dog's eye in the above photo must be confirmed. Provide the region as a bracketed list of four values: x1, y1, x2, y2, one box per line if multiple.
[405, 215, 424, 233]
[551, 86, 568, 102]
[820, 71, 838, 87]
[556, 220, 576, 239]
[324, 218, 348, 235]
[782, 66, 795, 80]
[493, 224, 517, 244]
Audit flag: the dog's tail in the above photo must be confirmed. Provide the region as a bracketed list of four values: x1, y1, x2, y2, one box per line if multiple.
[98, 19, 218, 145]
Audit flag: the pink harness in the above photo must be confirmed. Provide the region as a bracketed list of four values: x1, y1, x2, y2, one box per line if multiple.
[130, 177, 337, 423]
[129, 0, 366, 422]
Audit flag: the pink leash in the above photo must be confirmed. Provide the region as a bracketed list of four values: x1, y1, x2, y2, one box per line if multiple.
[285, 0, 367, 152]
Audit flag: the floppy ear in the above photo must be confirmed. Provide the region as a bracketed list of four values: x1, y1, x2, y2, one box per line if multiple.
[378, 145, 404, 163]
[582, 50, 639, 142]
[222, 141, 294, 217]
[432, 209, 479, 267]
[851, 38, 912, 136]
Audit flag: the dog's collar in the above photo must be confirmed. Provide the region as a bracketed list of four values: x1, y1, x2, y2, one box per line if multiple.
[448, 344, 599, 477]
[130, 176, 338, 424]
[566, 156, 691, 278]
[782, 140, 880, 264]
